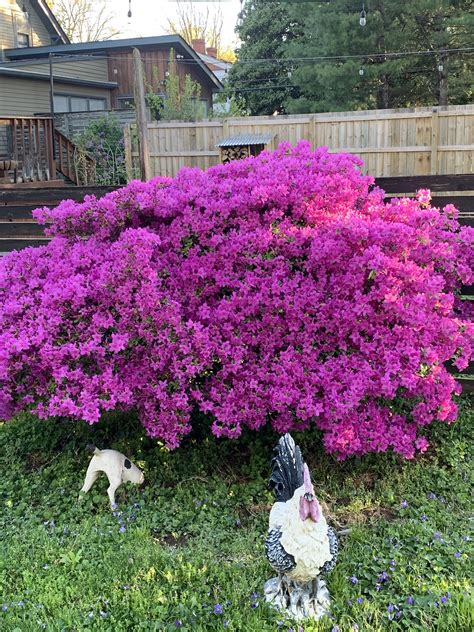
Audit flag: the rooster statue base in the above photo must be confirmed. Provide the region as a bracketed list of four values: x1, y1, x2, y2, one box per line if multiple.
[263, 434, 338, 621]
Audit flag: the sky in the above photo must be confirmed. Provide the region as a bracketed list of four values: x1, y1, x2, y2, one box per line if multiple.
[113, 0, 243, 49]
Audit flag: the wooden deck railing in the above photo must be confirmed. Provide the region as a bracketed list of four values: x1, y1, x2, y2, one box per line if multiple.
[0, 117, 96, 186]
[54, 128, 96, 186]
[0, 116, 55, 183]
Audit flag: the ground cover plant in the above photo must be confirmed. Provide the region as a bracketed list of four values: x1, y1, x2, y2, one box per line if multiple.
[0, 142, 472, 461]
[0, 397, 472, 631]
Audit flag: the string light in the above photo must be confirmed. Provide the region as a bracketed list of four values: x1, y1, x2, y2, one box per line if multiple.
[127, 0, 132, 19]
[237, 0, 245, 27]
[360, 3, 367, 27]
[438, 62, 444, 72]
[22, 3, 29, 20]
[359, 67, 364, 76]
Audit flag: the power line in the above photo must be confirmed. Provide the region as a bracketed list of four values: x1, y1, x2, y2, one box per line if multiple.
[0, 46, 472, 67]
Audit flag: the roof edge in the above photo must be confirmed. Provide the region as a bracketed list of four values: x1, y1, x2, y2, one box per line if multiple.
[34, 0, 70, 44]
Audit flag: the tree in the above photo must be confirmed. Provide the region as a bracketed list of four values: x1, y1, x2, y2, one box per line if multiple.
[227, 0, 303, 115]
[284, 0, 473, 113]
[145, 50, 204, 121]
[46, 0, 121, 42]
[164, 0, 234, 58]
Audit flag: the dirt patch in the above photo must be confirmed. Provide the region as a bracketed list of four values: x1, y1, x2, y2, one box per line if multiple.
[335, 505, 397, 527]
[151, 529, 190, 547]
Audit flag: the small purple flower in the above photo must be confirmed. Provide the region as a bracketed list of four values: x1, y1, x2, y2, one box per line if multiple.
[99, 610, 109, 618]
[463, 536, 470, 542]
[427, 492, 437, 500]
[119, 525, 126, 533]
[235, 519, 242, 528]
[389, 559, 396, 568]
[421, 514, 427, 522]
[16, 601, 24, 607]
[396, 611, 402, 619]
[441, 595, 448, 604]
[375, 583, 382, 592]
[250, 592, 259, 601]
[224, 622, 229, 629]
[350, 575, 358, 584]
[434, 601, 439, 608]
[251, 603, 258, 609]
[214, 604, 223, 615]
[357, 597, 364, 604]
[347, 599, 353, 606]
[352, 626, 359, 631]
[454, 551, 461, 558]
[406, 596, 415, 605]
[1, 605, 7, 612]
[122, 585, 130, 590]
[378, 571, 389, 583]
[331, 627, 340, 632]
[175, 621, 182, 628]
[433, 532, 442, 541]
[387, 604, 394, 613]
[401, 500, 409, 509]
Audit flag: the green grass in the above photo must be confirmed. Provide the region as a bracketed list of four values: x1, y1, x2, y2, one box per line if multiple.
[0, 397, 473, 631]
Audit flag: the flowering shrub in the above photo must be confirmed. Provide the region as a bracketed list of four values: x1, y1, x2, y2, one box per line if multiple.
[74, 117, 127, 186]
[0, 142, 472, 458]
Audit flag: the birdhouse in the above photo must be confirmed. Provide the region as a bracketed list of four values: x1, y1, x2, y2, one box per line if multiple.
[217, 134, 274, 163]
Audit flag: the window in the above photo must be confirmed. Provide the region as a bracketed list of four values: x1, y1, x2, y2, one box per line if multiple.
[17, 33, 30, 48]
[118, 96, 135, 110]
[53, 94, 107, 113]
[88, 98, 106, 111]
[53, 95, 69, 113]
[192, 98, 209, 118]
[70, 97, 88, 112]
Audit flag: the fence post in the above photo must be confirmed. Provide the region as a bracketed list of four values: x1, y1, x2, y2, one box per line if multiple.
[132, 47, 151, 181]
[430, 108, 440, 175]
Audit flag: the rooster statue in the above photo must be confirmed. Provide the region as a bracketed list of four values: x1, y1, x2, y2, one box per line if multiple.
[264, 434, 338, 620]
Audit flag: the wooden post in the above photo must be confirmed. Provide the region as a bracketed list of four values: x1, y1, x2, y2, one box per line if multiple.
[132, 48, 151, 181]
[430, 108, 440, 175]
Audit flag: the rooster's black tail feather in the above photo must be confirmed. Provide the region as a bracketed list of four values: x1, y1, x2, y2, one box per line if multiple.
[269, 433, 304, 502]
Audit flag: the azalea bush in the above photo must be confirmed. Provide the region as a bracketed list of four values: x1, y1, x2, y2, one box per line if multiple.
[0, 142, 472, 459]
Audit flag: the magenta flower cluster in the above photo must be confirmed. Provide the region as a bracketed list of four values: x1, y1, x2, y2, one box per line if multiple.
[0, 142, 472, 458]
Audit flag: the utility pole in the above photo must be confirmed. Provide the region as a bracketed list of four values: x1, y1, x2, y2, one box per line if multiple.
[132, 47, 151, 181]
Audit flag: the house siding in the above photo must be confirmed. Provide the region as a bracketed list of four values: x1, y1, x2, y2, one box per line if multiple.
[0, 0, 52, 51]
[107, 49, 215, 110]
[0, 75, 111, 116]
[11, 58, 110, 82]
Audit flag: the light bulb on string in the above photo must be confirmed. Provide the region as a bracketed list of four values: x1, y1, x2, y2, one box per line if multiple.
[359, 67, 364, 76]
[438, 62, 444, 72]
[360, 3, 366, 27]
[127, 0, 132, 19]
[22, 3, 29, 20]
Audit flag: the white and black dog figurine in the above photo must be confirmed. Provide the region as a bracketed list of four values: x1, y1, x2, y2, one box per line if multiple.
[79, 447, 144, 508]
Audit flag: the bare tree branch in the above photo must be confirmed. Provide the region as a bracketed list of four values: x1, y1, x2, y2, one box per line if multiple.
[46, 0, 122, 42]
[165, 0, 224, 53]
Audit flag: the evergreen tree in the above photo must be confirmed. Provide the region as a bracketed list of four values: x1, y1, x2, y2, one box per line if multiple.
[227, 0, 303, 114]
[285, 0, 473, 113]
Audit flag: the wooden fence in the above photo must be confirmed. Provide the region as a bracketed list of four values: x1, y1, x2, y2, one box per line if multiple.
[125, 104, 474, 179]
